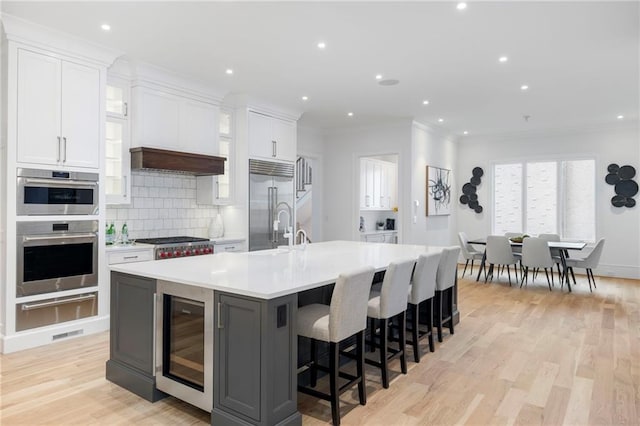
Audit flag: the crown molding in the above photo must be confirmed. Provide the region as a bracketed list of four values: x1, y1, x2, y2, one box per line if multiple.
[1, 13, 121, 67]
[456, 119, 639, 144]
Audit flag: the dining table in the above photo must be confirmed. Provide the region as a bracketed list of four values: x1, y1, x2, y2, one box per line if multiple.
[467, 238, 587, 292]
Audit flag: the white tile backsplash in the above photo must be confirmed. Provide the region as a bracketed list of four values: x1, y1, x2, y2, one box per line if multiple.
[106, 170, 221, 240]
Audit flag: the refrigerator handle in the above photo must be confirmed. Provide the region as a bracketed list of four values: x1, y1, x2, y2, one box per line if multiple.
[268, 186, 273, 244]
[273, 186, 279, 246]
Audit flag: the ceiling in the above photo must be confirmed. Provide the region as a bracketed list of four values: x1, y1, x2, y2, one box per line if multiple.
[2, 1, 639, 136]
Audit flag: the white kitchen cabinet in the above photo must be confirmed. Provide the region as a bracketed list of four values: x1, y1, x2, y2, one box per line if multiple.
[213, 241, 245, 253]
[360, 231, 397, 244]
[132, 86, 219, 155]
[248, 111, 296, 162]
[106, 77, 131, 205]
[360, 158, 397, 210]
[106, 245, 154, 265]
[196, 109, 235, 205]
[17, 49, 100, 168]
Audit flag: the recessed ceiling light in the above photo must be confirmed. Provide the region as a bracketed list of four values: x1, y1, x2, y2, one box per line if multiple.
[375, 74, 383, 80]
[225, 69, 233, 75]
[520, 85, 529, 91]
[379, 79, 400, 86]
[499, 56, 509, 63]
[438, 118, 444, 123]
[422, 100, 430, 105]
[100, 24, 111, 31]
[317, 42, 326, 50]
[463, 131, 469, 135]
[456, 2, 467, 10]
[617, 115, 624, 120]
[301, 96, 308, 101]
[348, 112, 354, 117]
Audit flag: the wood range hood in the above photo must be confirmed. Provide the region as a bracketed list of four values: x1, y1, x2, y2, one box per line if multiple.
[130, 147, 225, 175]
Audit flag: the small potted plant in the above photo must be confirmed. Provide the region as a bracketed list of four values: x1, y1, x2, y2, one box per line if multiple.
[376, 221, 385, 230]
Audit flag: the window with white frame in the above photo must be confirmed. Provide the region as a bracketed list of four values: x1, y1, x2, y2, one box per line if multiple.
[493, 159, 595, 241]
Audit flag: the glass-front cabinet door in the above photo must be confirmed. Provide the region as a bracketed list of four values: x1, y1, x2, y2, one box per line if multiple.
[196, 108, 234, 205]
[217, 109, 234, 203]
[105, 77, 131, 205]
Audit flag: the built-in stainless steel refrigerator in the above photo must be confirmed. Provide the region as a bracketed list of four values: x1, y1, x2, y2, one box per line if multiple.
[249, 159, 295, 251]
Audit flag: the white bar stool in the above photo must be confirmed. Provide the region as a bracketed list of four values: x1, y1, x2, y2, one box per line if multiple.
[297, 266, 375, 425]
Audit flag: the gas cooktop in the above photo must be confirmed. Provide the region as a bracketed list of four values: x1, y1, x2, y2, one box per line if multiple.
[135, 236, 209, 245]
[134, 236, 214, 259]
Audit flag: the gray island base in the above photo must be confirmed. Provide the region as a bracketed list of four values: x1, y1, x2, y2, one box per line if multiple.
[106, 241, 458, 425]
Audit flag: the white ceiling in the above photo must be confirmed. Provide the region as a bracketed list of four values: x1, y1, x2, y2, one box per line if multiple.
[2, 1, 639, 136]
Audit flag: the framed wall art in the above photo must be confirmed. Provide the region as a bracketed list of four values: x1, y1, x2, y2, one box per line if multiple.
[426, 166, 452, 216]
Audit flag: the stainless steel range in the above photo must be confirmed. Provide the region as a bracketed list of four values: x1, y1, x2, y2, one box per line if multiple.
[134, 236, 213, 260]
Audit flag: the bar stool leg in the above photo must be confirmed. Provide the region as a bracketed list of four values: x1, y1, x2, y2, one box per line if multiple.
[380, 318, 389, 388]
[437, 291, 444, 342]
[329, 342, 340, 425]
[310, 338, 318, 387]
[427, 298, 435, 352]
[447, 287, 455, 336]
[399, 311, 407, 374]
[368, 318, 376, 353]
[356, 330, 366, 405]
[410, 303, 420, 363]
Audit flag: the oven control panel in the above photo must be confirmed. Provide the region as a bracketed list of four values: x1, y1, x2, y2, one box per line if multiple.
[156, 242, 214, 260]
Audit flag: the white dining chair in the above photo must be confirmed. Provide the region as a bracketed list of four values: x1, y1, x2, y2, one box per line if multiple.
[520, 237, 554, 291]
[565, 239, 605, 292]
[485, 236, 519, 286]
[458, 232, 484, 278]
[538, 233, 563, 283]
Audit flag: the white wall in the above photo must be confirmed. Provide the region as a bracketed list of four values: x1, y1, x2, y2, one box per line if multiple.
[322, 120, 456, 245]
[456, 122, 640, 279]
[323, 121, 412, 242]
[407, 122, 458, 247]
[297, 125, 325, 241]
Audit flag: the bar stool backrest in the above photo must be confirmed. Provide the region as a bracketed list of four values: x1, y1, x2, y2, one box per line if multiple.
[409, 252, 441, 305]
[436, 246, 461, 291]
[379, 259, 416, 319]
[329, 266, 376, 342]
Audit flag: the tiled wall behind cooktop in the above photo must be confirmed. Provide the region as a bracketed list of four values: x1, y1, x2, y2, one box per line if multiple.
[106, 171, 219, 240]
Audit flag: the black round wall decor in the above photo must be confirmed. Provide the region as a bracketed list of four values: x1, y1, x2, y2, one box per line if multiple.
[605, 163, 637, 208]
[459, 167, 484, 214]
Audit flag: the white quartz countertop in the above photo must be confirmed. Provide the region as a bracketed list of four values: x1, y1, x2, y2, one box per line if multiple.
[110, 240, 444, 299]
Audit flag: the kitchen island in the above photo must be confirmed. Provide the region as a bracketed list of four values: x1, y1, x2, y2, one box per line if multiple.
[106, 241, 454, 426]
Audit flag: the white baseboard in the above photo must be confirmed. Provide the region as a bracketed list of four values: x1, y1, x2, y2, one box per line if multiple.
[1, 315, 109, 354]
[593, 263, 640, 280]
[457, 261, 640, 280]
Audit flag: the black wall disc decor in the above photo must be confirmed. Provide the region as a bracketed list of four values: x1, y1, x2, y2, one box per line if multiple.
[605, 163, 637, 208]
[459, 167, 484, 213]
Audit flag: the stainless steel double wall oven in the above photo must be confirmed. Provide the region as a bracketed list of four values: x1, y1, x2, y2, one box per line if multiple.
[15, 168, 100, 332]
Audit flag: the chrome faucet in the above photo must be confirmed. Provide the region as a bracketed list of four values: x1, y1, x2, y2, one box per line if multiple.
[273, 202, 293, 248]
[296, 229, 308, 246]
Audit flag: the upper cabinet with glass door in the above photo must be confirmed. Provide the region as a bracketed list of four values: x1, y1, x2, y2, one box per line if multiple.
[196, 108, 235, 205]
[105, 77, 131, 205]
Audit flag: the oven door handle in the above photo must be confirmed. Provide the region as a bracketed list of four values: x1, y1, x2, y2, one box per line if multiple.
[22, 233, 97, 243]
[21, 294, 96, 311]
[22, 178, 98, 188]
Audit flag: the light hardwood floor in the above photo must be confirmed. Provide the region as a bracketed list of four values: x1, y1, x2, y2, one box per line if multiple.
[2, 270, 639, 425]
